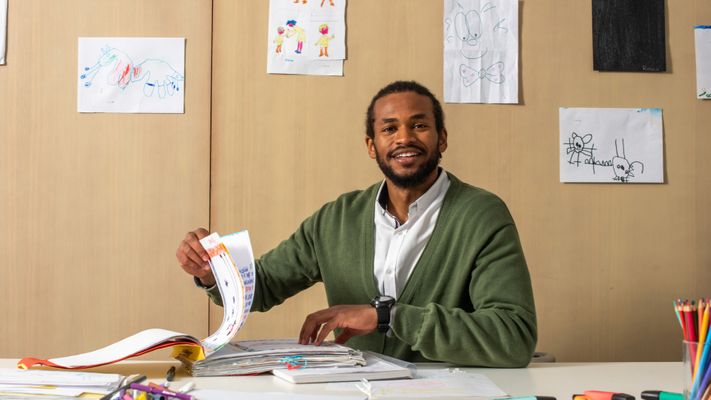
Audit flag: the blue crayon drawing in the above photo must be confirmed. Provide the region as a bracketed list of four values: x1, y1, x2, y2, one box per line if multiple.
[80, 45, 184, 99]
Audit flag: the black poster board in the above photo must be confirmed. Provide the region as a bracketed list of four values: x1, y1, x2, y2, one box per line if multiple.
[592, 0, 666, 72]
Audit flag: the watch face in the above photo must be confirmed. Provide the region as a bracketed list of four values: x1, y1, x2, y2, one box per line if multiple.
[372, 295, 395, 307]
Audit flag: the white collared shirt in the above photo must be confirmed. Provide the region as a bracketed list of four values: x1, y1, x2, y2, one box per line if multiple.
[373, 170, 451, 299]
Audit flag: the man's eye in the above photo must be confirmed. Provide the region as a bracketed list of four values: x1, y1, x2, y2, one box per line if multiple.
[413, 123, 427, 129]
[382, 126, 397, 134]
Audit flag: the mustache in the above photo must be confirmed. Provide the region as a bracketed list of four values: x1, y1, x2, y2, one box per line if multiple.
[387, 145, 426, 159]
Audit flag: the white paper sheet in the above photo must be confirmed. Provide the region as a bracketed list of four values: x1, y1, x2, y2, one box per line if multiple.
[328, 370, 507, 398]
[45, 328, 199, 368]
[444, 0, 518, 103]
[695, 26, 711, 99]
[0, 0, 6, 65]
[560, 108, 664, 183]
[0, 368, 121, 387]
[77, 37, 185, 113]
[267, 0, 346, 76]
[192, 389, 366, 400]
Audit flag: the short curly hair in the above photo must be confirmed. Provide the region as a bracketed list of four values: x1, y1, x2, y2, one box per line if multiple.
[365, 81, 445, 139]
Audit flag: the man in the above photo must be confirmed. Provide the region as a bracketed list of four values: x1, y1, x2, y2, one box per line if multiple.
[176, 81, 537, 367]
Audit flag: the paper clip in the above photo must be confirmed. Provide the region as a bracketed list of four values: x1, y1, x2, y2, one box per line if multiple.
[280, 355, 307, 370]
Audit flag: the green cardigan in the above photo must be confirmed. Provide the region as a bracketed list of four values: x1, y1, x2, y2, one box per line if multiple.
[206, 172, 537, 367]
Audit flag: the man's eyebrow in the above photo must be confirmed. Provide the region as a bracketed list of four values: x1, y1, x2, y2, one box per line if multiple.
[379, 117, 399, 124]
[379, 113, 429, 124]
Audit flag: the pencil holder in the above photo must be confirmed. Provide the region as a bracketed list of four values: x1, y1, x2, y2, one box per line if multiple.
[683, 340, 698, 400]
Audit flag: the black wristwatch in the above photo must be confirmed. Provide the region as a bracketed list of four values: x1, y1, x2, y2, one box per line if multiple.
[370, 295, 396, 333]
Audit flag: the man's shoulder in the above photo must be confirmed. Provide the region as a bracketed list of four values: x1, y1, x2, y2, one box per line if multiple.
[445, 173, 513, 222]
[312, 182, 380, 217]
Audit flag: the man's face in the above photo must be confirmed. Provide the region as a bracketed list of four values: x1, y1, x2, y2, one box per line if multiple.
[366, 91, 448, 189]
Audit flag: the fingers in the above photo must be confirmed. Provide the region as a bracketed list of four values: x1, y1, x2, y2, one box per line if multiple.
[298, 305, 378, 346]
[299, 309, 326, 345]
[176, 228, 212, 279]
[315, 321, 337, 345]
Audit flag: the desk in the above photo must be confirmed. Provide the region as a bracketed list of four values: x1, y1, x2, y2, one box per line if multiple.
[0, 359, 685, 399]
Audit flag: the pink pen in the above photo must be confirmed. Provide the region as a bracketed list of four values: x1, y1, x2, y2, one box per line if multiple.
[130, 383, 192, 400]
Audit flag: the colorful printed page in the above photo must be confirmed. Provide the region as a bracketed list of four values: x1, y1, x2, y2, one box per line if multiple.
[77, 37, 185, 113]
[199, 231, 255, 354]
[220, 231, 256, 333]
[0, 0, 6, 65]
[444, 0, 518, 103]
[559, 108, 664, 183]
[695, 26, 711, 99]
[267, 0, 346, 76]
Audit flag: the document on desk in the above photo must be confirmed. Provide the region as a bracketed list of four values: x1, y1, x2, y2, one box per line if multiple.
[328, 369, 507, 398]
[271, 351, 411, 383]
[191, 389, 366, 400]
[19, 231, 256, 370]
[0, 368, 122, 397]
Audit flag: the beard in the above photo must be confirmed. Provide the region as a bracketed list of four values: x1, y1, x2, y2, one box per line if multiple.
[375, 146, 441, 189]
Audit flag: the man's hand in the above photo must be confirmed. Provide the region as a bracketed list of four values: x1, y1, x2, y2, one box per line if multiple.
[175, 228, 216, 287]
[299, 305, 378, 346]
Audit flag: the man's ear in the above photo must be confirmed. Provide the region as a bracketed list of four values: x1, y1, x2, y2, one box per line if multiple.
[365, 136, 376, 159]
[438, 129, 448, 153]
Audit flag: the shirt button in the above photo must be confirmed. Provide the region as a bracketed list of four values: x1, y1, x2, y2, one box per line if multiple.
[386, 269, 393, 274]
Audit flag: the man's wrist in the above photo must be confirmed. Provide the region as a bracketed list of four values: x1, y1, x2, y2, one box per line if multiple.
[194, 276, 216, 290]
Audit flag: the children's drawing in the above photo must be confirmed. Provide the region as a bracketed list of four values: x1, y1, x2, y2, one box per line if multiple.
[274, 26, 285, 54]
[459, 62, 504, 86]
[0, 0, 6, 65]
[267, 0, 346, 76]
[77, 37, 185, 113]
[80, 46, 184, 99]
[559, 108, 663, 183]
[611, 139, 645, 183]
[315, 24, 335, 57]
[564, 132, 595, 167]
[695, 26, 711, 100]
[562, 133, 644, 182]
[444, 0, 518, 104]
[286, 19, 306, 54]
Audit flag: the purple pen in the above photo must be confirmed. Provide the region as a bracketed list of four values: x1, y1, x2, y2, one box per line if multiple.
[130, 383, 192, 400]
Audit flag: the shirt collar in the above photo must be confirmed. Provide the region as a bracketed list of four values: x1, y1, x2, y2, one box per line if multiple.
[375, 169, 450, 223]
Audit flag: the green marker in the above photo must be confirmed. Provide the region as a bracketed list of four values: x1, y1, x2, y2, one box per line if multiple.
[640, 390, 683, 400]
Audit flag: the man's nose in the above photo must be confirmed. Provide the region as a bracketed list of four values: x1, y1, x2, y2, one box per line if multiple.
[394, 127, 416, 144]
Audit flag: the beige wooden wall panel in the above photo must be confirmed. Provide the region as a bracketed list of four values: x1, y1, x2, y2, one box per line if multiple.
[0, 1, 211, 358]
[211, 0, 711, 361]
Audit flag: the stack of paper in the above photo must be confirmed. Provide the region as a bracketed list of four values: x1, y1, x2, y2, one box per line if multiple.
[179, 339, 365, 377]
[0, 368, 123, 397]
[272, 351, 413, 384]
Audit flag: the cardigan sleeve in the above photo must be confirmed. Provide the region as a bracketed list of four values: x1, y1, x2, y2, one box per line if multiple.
[250, 214, 324, 312]
[199, 213, 323, 311]
[390, 223, 537, 367]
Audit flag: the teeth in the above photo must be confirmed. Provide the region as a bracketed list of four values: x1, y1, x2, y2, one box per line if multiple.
[395, 152, 418, 158]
